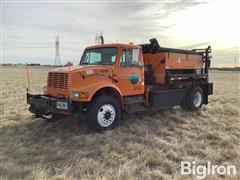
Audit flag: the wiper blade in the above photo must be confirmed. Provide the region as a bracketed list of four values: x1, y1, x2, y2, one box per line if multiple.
[98, 61, 112, 65]
[95, 61, 104, 64]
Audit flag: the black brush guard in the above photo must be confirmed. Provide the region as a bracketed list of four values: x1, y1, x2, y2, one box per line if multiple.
[27, 93, 72, 119]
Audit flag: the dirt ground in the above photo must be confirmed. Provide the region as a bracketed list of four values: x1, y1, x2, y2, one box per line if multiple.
[0, 66, 239, 179]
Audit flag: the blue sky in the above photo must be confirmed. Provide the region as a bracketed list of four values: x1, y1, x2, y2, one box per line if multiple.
[1, 0, 239, 67]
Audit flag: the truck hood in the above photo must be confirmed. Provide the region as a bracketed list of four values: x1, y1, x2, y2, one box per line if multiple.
[50, 65, 114, 77]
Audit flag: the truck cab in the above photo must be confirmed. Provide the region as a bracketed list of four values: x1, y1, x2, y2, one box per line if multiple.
[27, 39, 213, 131]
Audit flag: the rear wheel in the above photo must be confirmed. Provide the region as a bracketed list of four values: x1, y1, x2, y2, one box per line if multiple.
[184, 86, 204, 110]
[87, 95, 121, 132]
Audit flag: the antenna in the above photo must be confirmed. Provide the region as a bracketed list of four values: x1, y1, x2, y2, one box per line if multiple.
[95, 32, 104, 45]
[54, 35, 61, 66]
[99, 31, 104, 45]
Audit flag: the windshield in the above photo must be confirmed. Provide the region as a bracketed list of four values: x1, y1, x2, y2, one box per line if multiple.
[80, 47, 118, 65]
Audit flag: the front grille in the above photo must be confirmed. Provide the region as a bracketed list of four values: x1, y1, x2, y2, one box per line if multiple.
[47, 72, 68, 89]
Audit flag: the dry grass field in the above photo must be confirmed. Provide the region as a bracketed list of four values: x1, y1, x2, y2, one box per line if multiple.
[0, 66, 239, 179]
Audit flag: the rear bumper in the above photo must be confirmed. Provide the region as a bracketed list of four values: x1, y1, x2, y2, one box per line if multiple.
[27, 93, 72, 116]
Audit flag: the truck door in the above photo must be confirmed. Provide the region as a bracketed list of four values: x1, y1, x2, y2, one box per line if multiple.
[117, 47, 144, 96]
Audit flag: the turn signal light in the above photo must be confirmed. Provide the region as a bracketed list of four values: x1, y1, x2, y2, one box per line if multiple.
[79, 92, 88, 99]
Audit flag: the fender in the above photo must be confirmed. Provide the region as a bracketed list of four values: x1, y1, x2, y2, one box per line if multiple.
[71, 75, 123, 103]
[90, 85, 124, 109]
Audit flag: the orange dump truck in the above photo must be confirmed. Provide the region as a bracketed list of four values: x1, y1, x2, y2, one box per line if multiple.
[27, 38, 213, 131]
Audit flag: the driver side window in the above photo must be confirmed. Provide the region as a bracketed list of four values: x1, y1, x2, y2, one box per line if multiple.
[120, 48, 141, 67]
[84, 52, 101, 64]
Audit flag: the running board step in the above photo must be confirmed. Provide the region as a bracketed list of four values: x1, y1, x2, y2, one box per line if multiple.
[124, 96, 145, 105]
[125, 104, 147, 113]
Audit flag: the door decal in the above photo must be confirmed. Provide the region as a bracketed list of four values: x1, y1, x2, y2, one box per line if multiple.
[130, 74, 139, 84]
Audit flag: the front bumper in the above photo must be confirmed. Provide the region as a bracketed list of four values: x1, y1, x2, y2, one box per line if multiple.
[27, 93, 72, 117]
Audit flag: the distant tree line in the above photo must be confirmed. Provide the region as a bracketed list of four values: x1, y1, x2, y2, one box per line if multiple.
[1, 62, 74, 67]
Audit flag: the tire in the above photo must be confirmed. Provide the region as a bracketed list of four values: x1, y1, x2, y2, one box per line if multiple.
[87, 95, 121, 132]
[185, 86, 204, 111]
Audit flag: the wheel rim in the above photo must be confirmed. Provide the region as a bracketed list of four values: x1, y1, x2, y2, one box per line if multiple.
[193, 92, 202, 107]
[97, 104, 116, 127]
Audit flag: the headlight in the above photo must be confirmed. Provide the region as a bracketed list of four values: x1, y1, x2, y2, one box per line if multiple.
[71, 91, 79, 98]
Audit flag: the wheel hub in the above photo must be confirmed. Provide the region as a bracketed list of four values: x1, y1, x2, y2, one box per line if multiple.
[97, 104, 116, 127]
[103, 110, 112, 120]
[193, 92, 202, 107]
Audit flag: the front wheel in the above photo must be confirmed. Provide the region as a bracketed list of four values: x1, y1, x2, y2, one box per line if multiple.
[87, 95, 121, 132]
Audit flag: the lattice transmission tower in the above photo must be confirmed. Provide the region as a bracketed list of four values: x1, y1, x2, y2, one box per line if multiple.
[234, 55, 239, 67]
[54, 35, 61, 66]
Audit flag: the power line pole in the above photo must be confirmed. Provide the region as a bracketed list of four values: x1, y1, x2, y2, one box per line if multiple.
[234, 55, 238, 68]
[54, 35, 61, 66]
